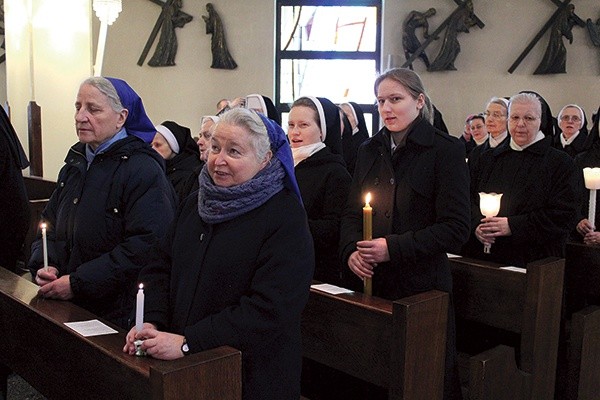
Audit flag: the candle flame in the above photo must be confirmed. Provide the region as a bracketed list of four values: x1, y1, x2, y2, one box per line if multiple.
[40, 222, 47, 229]
[139, 283, 144, 290]
[365, 192, 371, 206]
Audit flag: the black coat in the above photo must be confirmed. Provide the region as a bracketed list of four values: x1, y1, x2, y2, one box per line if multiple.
[295, 147, 351, 284]
[0, 108, 30, 271]
[141, 189, 314, 400]
[340, 118, 471, 299]
[466, 137, 578, 266]
[166, 152, 203, 203]
[28, 136, 176, 327]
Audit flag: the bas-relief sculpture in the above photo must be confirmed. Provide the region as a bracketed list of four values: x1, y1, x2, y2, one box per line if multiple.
[401, 0, 482, 72]
[148, 0, 193, 67]
[534, 4, 581, 75]
[402, 8, 437, 70]
[588, 15, 600, 47]
[428, 2, 477, 72]
[202, 3, 237, 70]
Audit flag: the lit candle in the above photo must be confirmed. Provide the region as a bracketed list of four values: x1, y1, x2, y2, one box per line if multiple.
[583, 168, 600, 230]
[479, 192, 503, 254]
[363, 193, 373, 296]
[41, 222, 49, 271]
[135, 284, 144, 332]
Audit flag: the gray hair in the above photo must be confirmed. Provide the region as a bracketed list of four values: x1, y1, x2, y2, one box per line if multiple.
[374, 68, 434, 124]
[80, 77, 125, 113]
[215, 108, 271, 161]
[508, 92, 542, 117]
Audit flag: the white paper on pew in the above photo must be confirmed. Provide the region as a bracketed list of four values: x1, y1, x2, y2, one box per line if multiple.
[446, 253, 462, 258]
[311, 283, 354, 295]
[500, 266, 527, 274]
[64, 319, 118, 337]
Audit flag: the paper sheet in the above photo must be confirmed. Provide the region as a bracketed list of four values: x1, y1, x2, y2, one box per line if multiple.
[311, 283, 354, 295]
[64, 319, 118, 337]
[500, 266, 527, 274]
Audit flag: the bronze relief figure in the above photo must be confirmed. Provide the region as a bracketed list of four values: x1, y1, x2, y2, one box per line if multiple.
[203, 3, 237, 69]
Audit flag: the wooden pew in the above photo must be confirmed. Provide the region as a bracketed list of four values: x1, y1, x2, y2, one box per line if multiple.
[301, 284, 449, 400]
[0, 267, 242, 400]
[556, 242, 600, 400]
[450, 257, 564, 400]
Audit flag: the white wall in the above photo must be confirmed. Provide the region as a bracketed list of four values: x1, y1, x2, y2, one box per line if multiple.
[3, 0, 600, 177]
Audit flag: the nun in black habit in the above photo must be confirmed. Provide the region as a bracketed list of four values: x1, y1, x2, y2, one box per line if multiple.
[153, 121, 203, 203]
[340, 102, 370, 176]
[288, 96, 351, 285]
[467, 93, 578, 267]
[574, 105, 600, 244]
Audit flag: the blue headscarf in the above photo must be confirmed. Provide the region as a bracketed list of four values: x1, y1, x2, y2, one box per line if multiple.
[257, 113, 302, 203]
[105, 77, 155, 143]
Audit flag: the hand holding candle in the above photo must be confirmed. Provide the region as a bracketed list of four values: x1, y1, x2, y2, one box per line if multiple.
[479, 192, 503, 254]
[583, 168, 600, 231]
[363, 193, 373, 296]
[41, 222, 49, 271]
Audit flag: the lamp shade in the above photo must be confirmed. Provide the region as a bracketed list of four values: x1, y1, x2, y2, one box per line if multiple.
[583, 167, 600, 190]
[93, 0, 122, 25]
[479, 192, 503, 218]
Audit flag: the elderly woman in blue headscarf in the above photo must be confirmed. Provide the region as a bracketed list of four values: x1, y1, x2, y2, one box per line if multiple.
[124, 107, 314, 400]
[28, 76, 176, 328]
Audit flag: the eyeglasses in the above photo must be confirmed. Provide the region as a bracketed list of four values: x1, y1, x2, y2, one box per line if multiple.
[560, 115, 582, 122]
[483, 111, 506, 119]
[509, 115, 539, 124]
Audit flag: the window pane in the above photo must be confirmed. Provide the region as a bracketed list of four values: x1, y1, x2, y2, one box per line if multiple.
[280, 6, 377, 52]
[280, 59, 377, 104]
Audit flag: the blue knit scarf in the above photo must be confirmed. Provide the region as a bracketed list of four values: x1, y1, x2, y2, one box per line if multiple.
[197, 158, 285, 224]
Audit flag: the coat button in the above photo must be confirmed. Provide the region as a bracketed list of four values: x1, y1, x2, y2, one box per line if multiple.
[390, 178, 395, 185]
[113, 208, 119, 214]
[374, 178, 380, 185]
[385, 211, 391, 218]
[60, 182, 65, 187]
[200, 233, 204, 241]
[73, 198, 79, 204]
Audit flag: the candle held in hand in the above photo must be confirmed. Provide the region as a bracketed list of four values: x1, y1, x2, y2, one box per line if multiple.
[41, 222, 49, 271]
[583, 168, 600, 230]
[135, 284, 144, 332]
[363, 193, 373, 295]
[479, 192, 503, 254]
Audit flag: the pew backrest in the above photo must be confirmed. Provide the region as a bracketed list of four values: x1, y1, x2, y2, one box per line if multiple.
[450, 257, 564, 400]
[302, 285, 449, 400]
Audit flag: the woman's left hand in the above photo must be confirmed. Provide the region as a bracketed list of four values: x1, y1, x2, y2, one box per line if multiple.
[583, 231, 600, 246]
[134, 327, 186, 360]
[479, 217, 511, 238]
[37, 275, 73, 300]
[356, 238, 390, 264]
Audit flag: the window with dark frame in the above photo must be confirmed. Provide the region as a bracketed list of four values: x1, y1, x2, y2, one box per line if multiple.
[275, 0, 382, 135]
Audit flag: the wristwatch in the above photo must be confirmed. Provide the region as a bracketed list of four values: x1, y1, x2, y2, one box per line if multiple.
[181, 338, 190, 356]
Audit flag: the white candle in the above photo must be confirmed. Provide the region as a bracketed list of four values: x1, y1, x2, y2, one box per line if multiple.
[589, 189, 597, 231]
[41, 222, 48, 271]
[583, 168, 600, 230]
[135, 283, 144, 332]
[479, 192, 503, 254]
